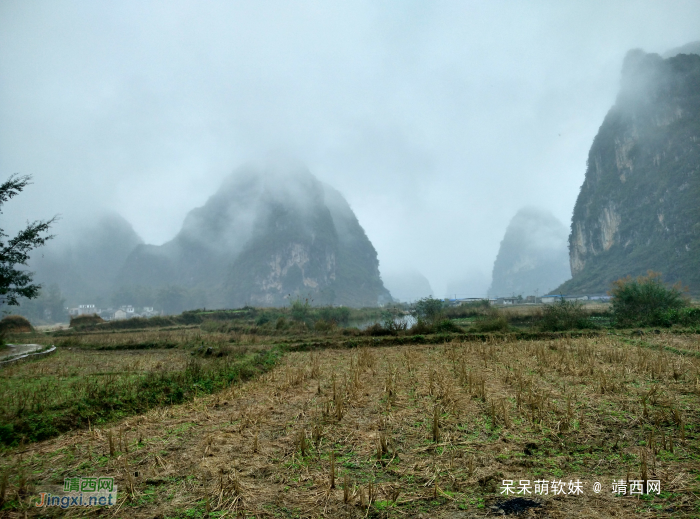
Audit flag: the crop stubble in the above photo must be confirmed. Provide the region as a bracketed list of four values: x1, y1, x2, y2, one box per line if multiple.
[1, 334, 699, 518]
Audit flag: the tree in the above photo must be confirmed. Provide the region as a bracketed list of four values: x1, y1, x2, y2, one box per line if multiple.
[610, 271, 688, 327]
[412, 296, 445, 324]
[0, 175, 56, 306]
[14, 284, 67, 324]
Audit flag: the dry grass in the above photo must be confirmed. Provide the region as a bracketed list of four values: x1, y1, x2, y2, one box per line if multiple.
[0, 334, 699, 518]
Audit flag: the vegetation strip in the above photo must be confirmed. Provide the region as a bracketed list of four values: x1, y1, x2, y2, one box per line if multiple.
[623, 337, 700, 359]
[0, 346, 282, 447]
[282, 330, 609, 352]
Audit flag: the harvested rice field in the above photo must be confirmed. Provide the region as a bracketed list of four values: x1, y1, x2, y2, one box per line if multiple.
[1, 334, 700, 518]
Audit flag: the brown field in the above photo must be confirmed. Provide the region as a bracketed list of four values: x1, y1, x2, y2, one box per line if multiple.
[1, 333, 699, 518]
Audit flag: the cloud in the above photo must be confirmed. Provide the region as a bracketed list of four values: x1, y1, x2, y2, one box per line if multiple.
[1, 1, 698, 297]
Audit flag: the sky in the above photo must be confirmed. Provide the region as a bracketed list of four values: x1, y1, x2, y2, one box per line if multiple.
[2, 1, 699, 298]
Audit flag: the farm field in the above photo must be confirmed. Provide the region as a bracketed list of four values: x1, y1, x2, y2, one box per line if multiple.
[1, 330, 699, 518]
[0, 334, 279, 447]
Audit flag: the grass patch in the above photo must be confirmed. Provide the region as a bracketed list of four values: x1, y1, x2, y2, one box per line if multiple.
[0, 346, 280, 446]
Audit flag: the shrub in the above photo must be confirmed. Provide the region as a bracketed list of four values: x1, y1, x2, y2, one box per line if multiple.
[433, 319, 463, 333]
[539, 299, 597, 331]
[314, 319, 336, 332]
[412, 297, 445, 324]
[610, 271, 688, 327]
[316, 306, 351, 326]
[256, 313, 272, 326]
[408, 319, 435, 335]
[275, 317, 288, 330]
[471, 310, 510, 333]
[178, 311, 204, 324]
[655, 306, 700, 327]
[363, 323, 394, 336]
[443, 299, 491, 318]
[290, 297, 311, 322]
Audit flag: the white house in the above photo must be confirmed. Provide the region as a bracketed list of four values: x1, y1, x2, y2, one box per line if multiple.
[69, 304, 98, 316]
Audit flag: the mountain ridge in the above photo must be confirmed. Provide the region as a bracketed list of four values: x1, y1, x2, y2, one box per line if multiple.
[557, 49, 700, 295]
[117, 161, 391, 308]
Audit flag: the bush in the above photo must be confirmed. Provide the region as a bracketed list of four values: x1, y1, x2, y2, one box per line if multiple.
[539, 299, 597, 331]
[433, 319, 463, 333]
[363, 323, 395, 336]
[412, 297, 445, 324]
[443, 300, 491, 319]
[408, 319, 435, 335]
[275, 317, 288, 330]
[610, 271, 688, 327]
[255, 312, 273, 326]
[360, 308, 410, 336]
[290, 297, 311, 322]
[316, 306, 351, 326]
[655, 306, 700, 327]
[314, 319, 336, 332]
[471, 310, 510, 333]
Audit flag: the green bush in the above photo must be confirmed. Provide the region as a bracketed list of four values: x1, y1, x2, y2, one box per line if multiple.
[408, 319, 435, 335]
[656, 306, 700, 327]
[433, 319, 463, 333]
[290, 297, 311, 322]
[471, 310, 510, 333]
[443, 300, 491, 318]
[314, 319, 335, 332]
[412, 297, 445, 324]
[275, 317, 287, 330]
[539, 299, 597, 331]
[610, 272, 688, 327]
[315, 306, 351, 326]
[363, 323, 395, 336]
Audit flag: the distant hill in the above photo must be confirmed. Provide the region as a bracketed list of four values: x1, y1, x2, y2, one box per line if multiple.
[558, 49, 700, 295]
[382, 271, 433, 302]
[29, 213, 143, 304]
[488, 207, 570, 297]
[118, 160, 391, 307]
[663, 40, 700, 58]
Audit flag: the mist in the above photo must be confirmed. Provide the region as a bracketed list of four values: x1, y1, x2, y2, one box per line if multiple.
[2, 1, 699, 298]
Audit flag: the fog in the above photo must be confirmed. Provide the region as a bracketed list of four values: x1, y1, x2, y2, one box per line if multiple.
[2, 1, 699, 299]
[487, 207, 570, 298]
